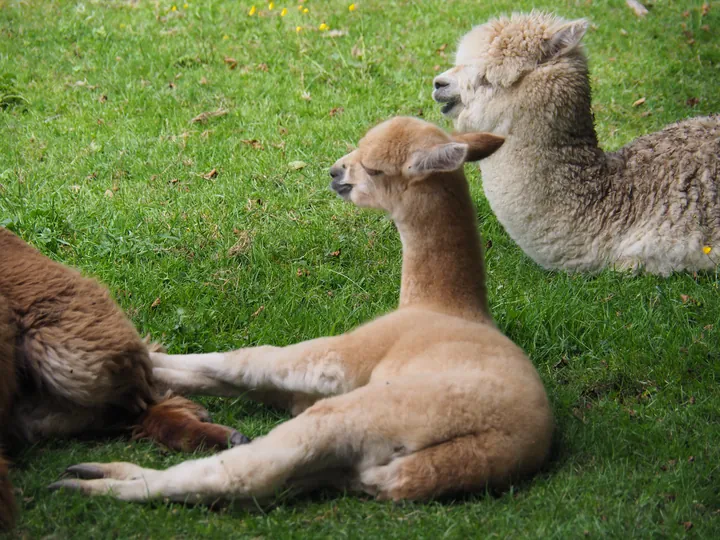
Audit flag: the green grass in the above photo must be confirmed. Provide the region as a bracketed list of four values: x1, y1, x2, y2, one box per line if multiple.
[1, 0, 719, 537]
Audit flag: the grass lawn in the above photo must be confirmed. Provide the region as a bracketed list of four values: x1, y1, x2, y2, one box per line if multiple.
[2, 0, 719, 537]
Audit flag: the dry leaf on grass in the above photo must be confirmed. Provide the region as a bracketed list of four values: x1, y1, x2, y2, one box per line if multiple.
[228, 230, 251, 256]
[151, 297, 161, 308]
[191, 108, 228, 123]
[224, 56, 238, 69]
[241, 139, 264, 150]
[632, 97, 646, 107]
[329, 107, 344, 117]
[251, 305, 265, 317]
[626, 0, 648, 18]
[288, 160, 307, 170]
[203, 168, 218, 180]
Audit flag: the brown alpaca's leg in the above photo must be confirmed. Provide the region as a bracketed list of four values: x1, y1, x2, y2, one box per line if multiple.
[134, 395, 250, 451]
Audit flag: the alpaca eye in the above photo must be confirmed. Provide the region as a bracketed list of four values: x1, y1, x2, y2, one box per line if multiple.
[362, 164, 382, 176]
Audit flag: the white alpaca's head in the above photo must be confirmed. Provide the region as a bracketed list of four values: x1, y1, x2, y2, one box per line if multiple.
[432, 12, 590, 137]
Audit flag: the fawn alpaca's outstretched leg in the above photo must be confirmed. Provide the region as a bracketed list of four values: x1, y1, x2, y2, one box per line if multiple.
[51, 375, 523, 503]
[150, 334, 377, 400]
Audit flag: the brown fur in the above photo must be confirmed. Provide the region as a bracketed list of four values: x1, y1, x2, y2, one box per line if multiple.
[0, 228, 247, 529]
[51, 118, 553, 507]
[0, 296, 17, 529]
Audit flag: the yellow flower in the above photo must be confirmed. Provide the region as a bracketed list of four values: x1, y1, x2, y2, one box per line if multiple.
[280, 7, 287, 16]
[303, 7, 309, 13]
[268, 2, 274, 9]
[319, 22, 329, 31]
[222, 34, 229, 40]
[183, 2, 189, 8]
[171, 4, 177, 11]
[297, 5, 302, 10]
[296, 25, 302, 32]
[349, 3, 356, 11]
[249, 5, 256, 15]
[119, 23, 126, 29]
[703, 245, 712, 255]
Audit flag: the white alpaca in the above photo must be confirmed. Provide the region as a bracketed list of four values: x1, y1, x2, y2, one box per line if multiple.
[49, 117, 553, 505]
[433, 12, 720, 276]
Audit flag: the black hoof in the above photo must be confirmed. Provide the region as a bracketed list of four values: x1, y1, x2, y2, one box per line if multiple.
[64, 464, 105, 479]
[229, 430, 252, 446]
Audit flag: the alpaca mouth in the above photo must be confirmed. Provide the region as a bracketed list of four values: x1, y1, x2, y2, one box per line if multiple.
[330, 180, 353, 199]
[440, 99, 459, 115]
[432, 91, 460, 116]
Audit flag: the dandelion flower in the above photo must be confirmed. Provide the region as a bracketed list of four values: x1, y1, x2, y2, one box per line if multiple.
[703, 245, 712, 255]
[183, 2, 189, 8]
[296, 25, 302, 32]
[222, 34, 229, 40]
[281, 7, 287, 16]
[349, 3, 356, 11]
[268, 2, 274, 9]
[171, 4, 177, 11]
[249, 5, 256, 15]
[319, 22, 329, 31]
[303, 7, 309, 13]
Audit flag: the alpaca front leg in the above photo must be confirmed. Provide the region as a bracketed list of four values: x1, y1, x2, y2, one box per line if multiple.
[150, 335, 372, 399]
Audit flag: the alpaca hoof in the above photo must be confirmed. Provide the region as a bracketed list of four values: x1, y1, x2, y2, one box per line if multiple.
[229, 431, 251, 446]
[64, 464, 106, 479]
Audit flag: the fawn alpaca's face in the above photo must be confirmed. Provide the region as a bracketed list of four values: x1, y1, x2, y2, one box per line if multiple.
[329, 117, 504, 212]
[432, 14, 588, 134]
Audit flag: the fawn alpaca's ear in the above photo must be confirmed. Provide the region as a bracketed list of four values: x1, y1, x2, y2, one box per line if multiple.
[406, 142, 468, 175]
[451, 132, 505, 162]
[543, 19, 588, 60]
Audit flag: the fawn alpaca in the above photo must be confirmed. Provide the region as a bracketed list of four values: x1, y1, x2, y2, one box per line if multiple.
[0, 228, 248, 529]
[51, 117, 553, 504]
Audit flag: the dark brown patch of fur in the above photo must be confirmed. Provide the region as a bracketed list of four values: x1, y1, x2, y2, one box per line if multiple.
[0, 295, 17, 530]
[134, 396, 237, 452]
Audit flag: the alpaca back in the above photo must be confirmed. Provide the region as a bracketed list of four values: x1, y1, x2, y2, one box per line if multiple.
[0, 228, 154, 414]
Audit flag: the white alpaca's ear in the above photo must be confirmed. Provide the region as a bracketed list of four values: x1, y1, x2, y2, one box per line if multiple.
[406, 143, 468, 176]
[544, 19, 588, 60]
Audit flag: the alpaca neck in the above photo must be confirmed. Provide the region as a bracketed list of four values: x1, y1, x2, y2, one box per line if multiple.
[394, 172, 490, 322]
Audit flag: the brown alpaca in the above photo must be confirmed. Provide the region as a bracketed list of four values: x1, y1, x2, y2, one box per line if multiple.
[50, 117, 553, 506]
[0, 228, 249, 529]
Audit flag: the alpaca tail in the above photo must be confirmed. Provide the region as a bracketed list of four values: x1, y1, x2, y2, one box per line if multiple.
[0, 453, 16, 531]
[133, 394, 251, 452]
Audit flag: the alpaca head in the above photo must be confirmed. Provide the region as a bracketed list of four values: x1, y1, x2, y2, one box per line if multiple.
[329, 117, 503, 213]
[432, 12, 590, 136]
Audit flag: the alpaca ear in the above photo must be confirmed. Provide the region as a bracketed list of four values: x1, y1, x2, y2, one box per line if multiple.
[406, 142, 468, 175]
[451, 132, 505, 162]
[544, 19, 588, 60]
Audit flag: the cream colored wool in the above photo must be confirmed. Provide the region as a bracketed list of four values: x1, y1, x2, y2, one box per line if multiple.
[433, 12, 720, 276]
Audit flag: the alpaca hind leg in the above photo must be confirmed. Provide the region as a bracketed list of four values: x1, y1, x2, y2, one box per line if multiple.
[359, 433, 515, 501]
[50, 379, 483, 503]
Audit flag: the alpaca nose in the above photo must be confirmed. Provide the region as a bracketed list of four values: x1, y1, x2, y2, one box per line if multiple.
[433, 77, 450, 90]
[329, 166, 344, 180]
